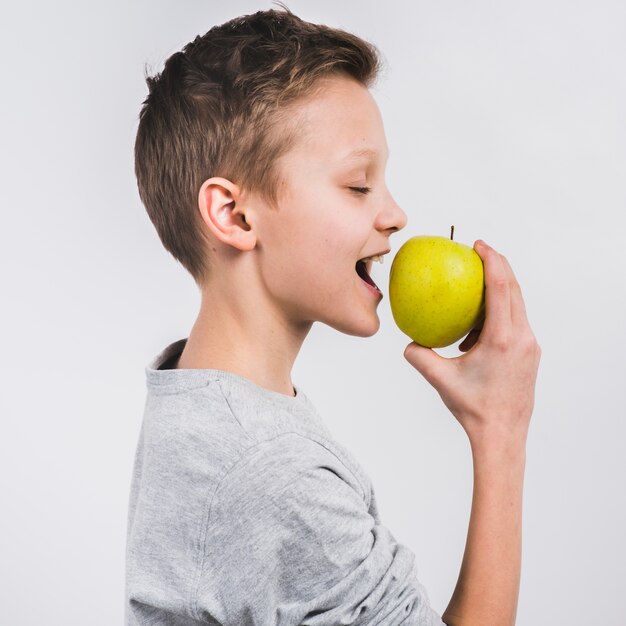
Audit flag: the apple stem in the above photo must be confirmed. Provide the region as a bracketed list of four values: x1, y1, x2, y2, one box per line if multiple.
[450, 225, 454, 241]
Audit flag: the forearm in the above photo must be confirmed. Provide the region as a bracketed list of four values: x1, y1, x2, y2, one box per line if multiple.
[442, 435, 526, 626]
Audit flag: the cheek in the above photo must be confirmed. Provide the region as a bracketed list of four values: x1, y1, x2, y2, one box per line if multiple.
[264, 241, 353, 305]
[258, 194, 358, 293]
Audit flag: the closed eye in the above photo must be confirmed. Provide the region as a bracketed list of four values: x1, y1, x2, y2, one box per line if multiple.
[349, 186, 371, 195]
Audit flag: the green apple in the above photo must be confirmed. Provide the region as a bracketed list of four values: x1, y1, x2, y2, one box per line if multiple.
[389, 231, 485, 348]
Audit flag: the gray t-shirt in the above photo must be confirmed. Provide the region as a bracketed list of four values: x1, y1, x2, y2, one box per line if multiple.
[125, 338, 445, 625]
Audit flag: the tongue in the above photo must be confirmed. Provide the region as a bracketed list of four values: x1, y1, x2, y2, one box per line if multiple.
[356, 261, 379, 289]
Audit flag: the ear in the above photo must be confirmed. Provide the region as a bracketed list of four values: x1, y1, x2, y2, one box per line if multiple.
[197, 177, 256, 252]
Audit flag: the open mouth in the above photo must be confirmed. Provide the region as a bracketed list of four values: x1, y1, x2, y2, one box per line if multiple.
[355, 260, 381, 292]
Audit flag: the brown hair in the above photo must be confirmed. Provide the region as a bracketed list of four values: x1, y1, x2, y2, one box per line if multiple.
[134, 2, 384, 286]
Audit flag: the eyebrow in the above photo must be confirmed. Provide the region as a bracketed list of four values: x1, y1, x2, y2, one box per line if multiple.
[341, 147, 390, 161]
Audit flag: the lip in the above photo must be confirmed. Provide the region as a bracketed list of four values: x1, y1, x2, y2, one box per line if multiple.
[359, 248, 391, 261]
[358, 272, 383, 299]
[357, 248, 391, 281]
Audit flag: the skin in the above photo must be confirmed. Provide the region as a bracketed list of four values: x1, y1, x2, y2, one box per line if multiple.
[177, 74, 407, 396]
[405, 242, 541, 625]
[179, 72, 542, 626]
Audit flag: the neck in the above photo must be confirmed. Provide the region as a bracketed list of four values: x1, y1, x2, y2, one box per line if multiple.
[177, 279, 312, 398]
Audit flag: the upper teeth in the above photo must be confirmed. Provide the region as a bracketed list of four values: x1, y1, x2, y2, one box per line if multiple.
[362, 254, 384, 264]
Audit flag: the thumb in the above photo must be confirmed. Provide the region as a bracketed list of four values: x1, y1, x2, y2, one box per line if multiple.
[404, 342, 447, 387]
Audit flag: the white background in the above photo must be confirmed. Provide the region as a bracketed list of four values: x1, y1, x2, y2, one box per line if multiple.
[1, 1, 625, 624]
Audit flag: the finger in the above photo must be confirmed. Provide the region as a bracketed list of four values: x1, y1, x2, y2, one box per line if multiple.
[474, 240, 512, 340]
[499, 255, 530, 329]
[404, 342, 448, 388]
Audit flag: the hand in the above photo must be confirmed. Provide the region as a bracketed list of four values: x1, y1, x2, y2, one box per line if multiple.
[403, 240, 541, 445]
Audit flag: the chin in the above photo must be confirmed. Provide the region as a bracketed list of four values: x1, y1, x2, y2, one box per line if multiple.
[326, 312, 381, 338]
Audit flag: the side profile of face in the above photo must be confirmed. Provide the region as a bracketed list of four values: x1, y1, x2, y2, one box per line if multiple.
[247, 74, 408, 336]
[200, 73, 408, 339]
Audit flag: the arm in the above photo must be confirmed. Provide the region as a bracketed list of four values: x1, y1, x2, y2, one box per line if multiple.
[442, 436, 526, 626]
[404, 240, 541, 626]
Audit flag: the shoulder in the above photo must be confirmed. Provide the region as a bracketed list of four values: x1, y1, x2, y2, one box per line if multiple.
[213, 431, 369, 507]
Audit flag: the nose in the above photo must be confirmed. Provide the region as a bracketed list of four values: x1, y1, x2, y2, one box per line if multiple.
[378, 191, 408, 234]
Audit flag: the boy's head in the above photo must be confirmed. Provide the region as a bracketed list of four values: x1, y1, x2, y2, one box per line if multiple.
[135, 5, 407, 336]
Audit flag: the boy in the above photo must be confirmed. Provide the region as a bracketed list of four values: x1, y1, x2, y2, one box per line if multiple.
[126, 6, 541, 626]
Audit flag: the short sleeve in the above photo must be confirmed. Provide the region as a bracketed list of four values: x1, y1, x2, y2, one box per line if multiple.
[194, 434, 446, 626]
